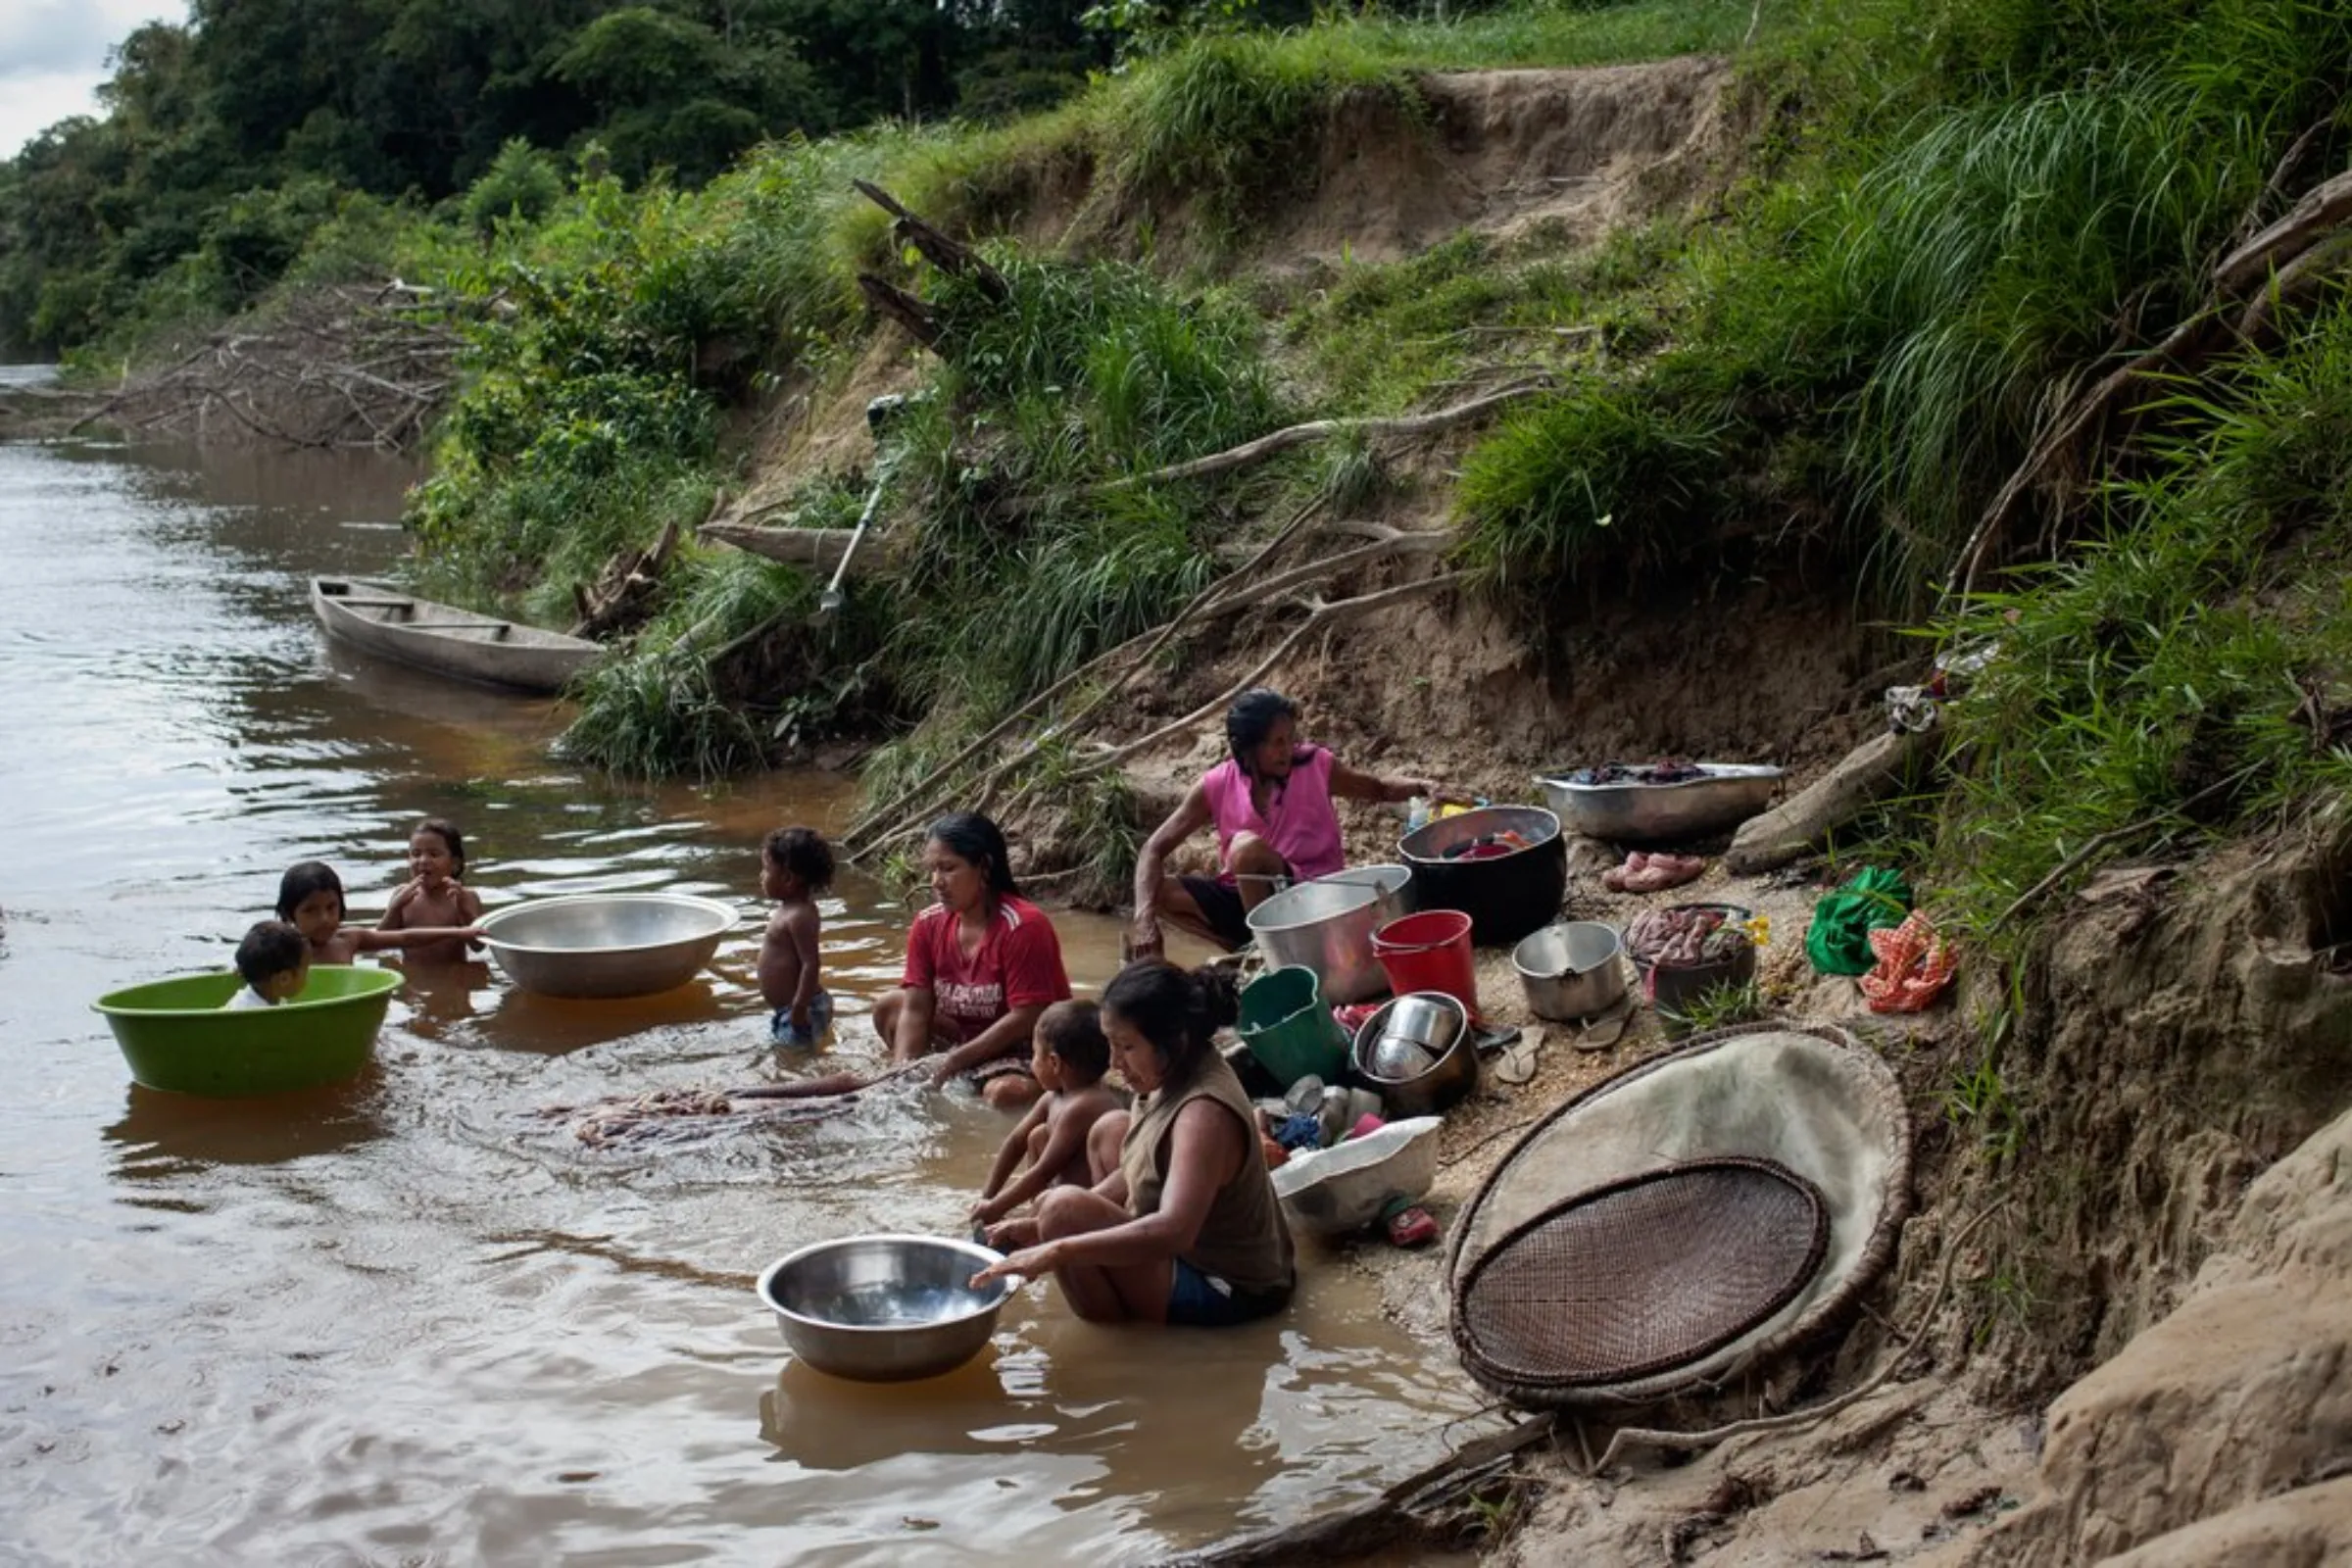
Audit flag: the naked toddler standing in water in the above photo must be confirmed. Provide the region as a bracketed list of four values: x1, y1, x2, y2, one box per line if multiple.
[759, 826, 834, 1046]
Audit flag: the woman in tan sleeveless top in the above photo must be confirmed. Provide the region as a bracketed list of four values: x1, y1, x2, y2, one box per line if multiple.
[972, 961, 1295, 1325]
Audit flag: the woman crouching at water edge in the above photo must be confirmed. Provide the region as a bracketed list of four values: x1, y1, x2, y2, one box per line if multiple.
[1130, 688, 1452, 958]
[971, 962, 1296, 1326]
[873, 811, 1072, 1110]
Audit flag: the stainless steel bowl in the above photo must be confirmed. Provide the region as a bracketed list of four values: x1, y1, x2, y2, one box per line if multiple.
[1511, 922, 1630, 1021]
[479, 892, 738, 999]
[1247, 879, 1388, 1004]
[756, 1234, 1016, 1383]
[1535, 763, 1784, 843]
[1350, 993, 1479, 1117]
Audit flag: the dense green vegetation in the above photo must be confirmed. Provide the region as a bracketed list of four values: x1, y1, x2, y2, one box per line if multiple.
[11, 0, 2350, 963]
[3, 0, 1436, 356]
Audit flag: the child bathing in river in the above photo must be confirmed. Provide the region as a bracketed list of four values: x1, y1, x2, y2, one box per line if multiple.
[276, 859, 483, 965]
[376, 817, 487, 963]
[224, 920, 309, 1008]
[969, 1001, 1121, 1226]
[759, 826, 835, 1047]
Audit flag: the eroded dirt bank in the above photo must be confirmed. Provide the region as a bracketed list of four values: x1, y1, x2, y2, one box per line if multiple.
[700, 52, 2352, 1564]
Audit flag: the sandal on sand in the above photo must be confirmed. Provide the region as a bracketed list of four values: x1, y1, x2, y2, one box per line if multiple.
[1603, 852, 1708, 894]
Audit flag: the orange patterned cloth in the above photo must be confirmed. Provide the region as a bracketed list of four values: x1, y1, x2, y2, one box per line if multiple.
[1859, 910, 1958, 1014]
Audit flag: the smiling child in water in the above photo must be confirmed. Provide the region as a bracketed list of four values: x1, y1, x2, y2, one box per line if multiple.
[377, 817, 487, 963]
[276, 859, 483, 965]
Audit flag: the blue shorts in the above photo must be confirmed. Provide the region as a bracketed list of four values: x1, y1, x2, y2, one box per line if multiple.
[769, 989, 834, 1048]
[1166, 1258, 1292, 1328]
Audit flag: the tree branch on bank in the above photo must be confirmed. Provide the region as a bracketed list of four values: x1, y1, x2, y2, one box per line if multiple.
[1002, 379, 1552, 516]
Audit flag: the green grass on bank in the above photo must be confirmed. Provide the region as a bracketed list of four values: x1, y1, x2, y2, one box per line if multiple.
[55, 0, 2352, 978]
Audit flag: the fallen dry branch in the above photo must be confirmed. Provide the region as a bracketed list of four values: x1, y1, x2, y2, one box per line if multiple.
[1079, 571, 1466, 777]
[854, 180, 1009, 302]
[701, 522, 868, 574]
[1169, 1411, 1559, 1566]
[68, 282, 462, 452]
[840, 496, 1337, 855]
[571, 518, 681, 640]
[1004, 379, 1551, 516]
[840, 521, 1453, 859]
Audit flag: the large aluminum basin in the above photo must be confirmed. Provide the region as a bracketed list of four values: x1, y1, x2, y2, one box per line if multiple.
[479, 892, 737, 999]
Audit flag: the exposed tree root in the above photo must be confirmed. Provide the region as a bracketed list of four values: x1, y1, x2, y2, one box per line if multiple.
[1946, 159, 2352, 602]
[1004, 379, 1551, 516]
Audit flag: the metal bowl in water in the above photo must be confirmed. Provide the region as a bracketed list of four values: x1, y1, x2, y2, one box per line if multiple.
[1512, 922, 1630, 1022]
[1247, 878, 1389, 1004]
[479, 892, 738, 999]
[757, 1234, 1016, 1383]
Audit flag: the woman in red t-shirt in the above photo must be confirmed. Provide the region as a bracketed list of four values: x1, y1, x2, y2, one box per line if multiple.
[875, 811, 1073, 1110]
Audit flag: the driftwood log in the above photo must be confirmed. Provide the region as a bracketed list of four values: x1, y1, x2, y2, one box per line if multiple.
[699, 522, 871, 575]
[1725, 723, 1942, 874]
[1166, 1412, 1559, 1566]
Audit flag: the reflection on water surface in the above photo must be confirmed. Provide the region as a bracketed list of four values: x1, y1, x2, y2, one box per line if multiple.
[0, 430, 1476, 1564]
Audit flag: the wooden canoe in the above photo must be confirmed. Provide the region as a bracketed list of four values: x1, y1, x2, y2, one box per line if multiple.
[310, 577, 601, 695]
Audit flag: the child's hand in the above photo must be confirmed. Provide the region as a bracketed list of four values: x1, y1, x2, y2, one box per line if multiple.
[982, 1215, 1039, 1252]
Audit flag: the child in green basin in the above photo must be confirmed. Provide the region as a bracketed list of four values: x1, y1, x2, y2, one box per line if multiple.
[224, 920, 310, 1008]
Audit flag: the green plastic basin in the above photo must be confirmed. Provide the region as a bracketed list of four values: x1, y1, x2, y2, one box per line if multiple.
[93, 965, 401, 1097]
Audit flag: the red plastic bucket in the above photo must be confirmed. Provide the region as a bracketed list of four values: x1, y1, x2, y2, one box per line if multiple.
[1372, 909, 1481, 1017]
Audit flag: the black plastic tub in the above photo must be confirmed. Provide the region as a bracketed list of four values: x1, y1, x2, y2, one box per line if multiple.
[1396, 806, 1568, 948]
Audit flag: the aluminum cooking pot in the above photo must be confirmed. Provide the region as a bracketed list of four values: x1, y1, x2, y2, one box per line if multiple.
[1246, 878, 1388, 1004]
[1511, 921, 1629, 1022]
[1350, 993, 1479, 1118]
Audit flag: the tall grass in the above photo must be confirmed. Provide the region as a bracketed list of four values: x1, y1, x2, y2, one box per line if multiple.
[1932, 289, 2352, 945]
[1820, 76, 2261, 584]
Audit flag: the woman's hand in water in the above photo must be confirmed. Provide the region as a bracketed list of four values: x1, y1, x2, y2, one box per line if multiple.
[1126, 913, 1163, 962]
[968, 1194, 1008, 1226]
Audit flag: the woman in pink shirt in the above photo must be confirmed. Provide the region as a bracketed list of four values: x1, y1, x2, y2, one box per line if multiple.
[1129, 689, 1448, 957]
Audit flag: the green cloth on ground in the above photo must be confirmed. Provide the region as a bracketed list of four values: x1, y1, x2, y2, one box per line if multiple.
[1806, 867, 1914, 975]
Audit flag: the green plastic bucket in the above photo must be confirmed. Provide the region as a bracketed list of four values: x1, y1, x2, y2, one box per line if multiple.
[93, 965, 400, 1097]
[1237, 965, 1348, 1090]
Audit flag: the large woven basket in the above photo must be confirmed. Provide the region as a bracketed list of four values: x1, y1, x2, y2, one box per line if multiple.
[1454, 1157, 1828, 1389]
[1446, 1021, 1910, 1409]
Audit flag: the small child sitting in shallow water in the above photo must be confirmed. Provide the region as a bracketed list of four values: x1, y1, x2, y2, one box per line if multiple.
[224, 920, 310, 1008]
[969, 1000, 1122, 1227]
[759, 826, 834, 1047]
[276, 860, 483, 965]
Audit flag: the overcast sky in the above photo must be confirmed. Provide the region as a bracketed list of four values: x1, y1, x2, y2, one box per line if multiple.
[1, 0, 189, 160]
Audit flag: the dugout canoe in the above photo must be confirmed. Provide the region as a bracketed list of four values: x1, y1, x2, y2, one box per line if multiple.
[311, 577, 599, 695]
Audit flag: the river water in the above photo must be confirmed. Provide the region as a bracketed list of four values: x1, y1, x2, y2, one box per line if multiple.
[0, 422, 1477, 1564]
